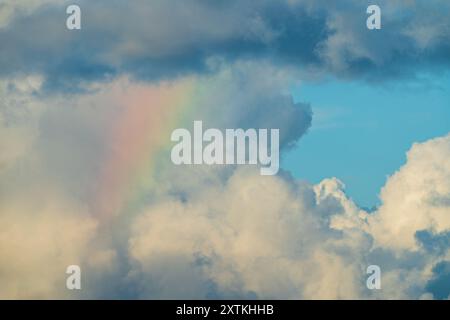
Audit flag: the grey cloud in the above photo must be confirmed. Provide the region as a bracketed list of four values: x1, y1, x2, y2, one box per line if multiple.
[1, 0, 449, 90]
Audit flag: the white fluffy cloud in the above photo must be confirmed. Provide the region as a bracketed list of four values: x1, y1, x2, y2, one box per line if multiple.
[129, 133, 450, 299]
[370, 134, 450, 251]
[129, 171, 368, 299]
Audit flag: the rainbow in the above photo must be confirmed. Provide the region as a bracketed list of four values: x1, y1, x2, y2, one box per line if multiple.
[91, 77, 201, 221]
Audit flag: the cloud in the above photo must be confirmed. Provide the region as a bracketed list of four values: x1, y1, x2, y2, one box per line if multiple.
[0, 61, 449, 299]
[0, 61, 313, 298]
[0, 1, 449, 299]
[309, 0, 450, 78]
[0, 69, 449, 298]
[129, 170, 369, 299]
[1, 0, 450, 90]
[128, 133, 450, 299]
[0, 0, 66, 28]
[369, 134, 450, 251]
[0, 189, 98, 299]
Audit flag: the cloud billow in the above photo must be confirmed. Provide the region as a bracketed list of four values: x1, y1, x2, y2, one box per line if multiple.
[1, 0, 450, 90]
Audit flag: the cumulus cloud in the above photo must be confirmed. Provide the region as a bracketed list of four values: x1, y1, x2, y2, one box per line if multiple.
[0, 70, 449, 297]
[128, 134, 450, 299]
[369, 134, 450, 251]
[0, 61, 313, 298]
[129, 171, 370, 299]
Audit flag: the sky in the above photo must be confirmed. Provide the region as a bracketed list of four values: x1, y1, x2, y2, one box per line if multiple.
[284, 73, 450, 207]
[0, 0, 450, 300]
